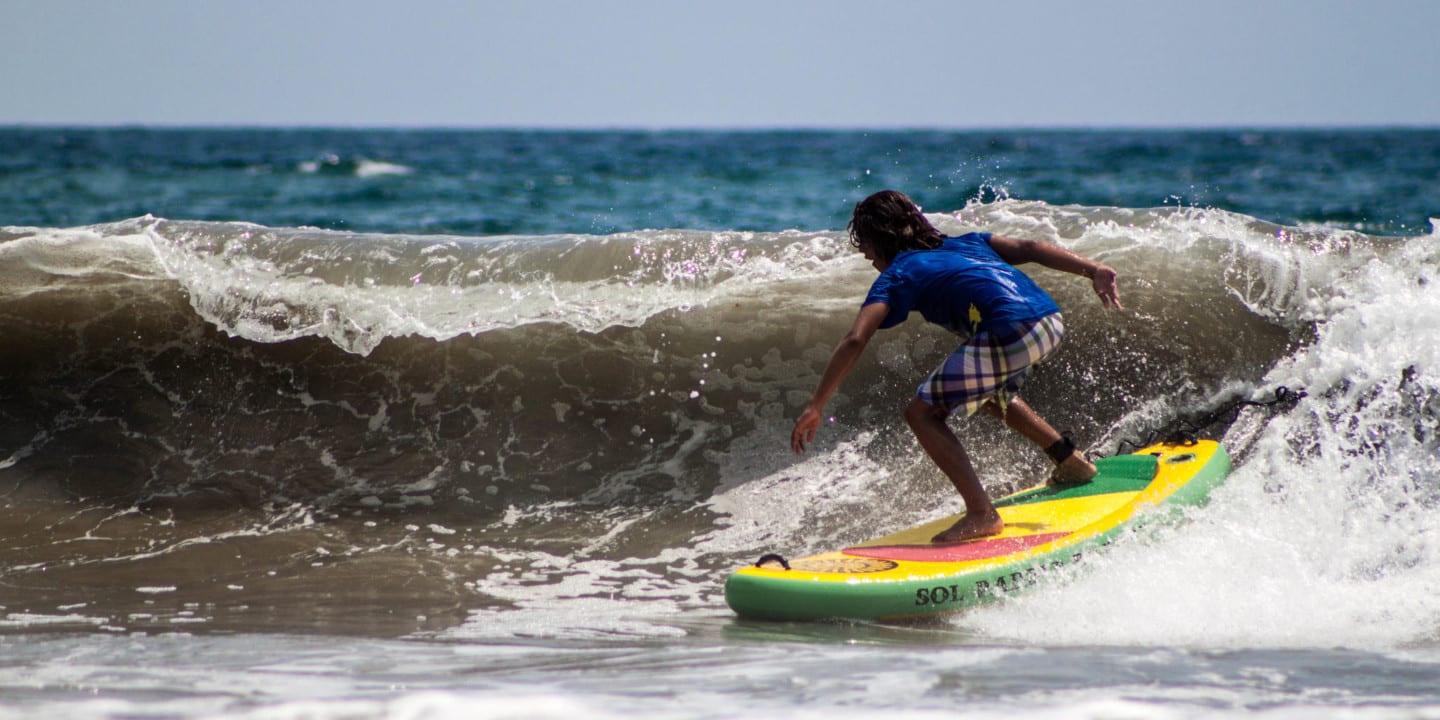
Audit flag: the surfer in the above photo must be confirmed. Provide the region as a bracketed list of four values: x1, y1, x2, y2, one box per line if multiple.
[790, 190, 1123, 544]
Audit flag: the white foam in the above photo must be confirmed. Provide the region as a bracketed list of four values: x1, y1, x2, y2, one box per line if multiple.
[961, 218, 1440, 650]
[354, 159, 414, 178]
[132, 218, 856, 354]
[0, 612, 107, 629]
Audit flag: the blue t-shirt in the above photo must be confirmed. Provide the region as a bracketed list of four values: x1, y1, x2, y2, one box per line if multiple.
[862, 232, 1062, 336]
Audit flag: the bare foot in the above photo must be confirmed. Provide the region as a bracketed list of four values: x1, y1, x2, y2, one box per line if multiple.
[1047, 453, 1097, 486]
[931, 511, 1004, 544]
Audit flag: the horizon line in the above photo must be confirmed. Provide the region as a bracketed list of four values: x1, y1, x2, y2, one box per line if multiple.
[4, 121, 1439, 133]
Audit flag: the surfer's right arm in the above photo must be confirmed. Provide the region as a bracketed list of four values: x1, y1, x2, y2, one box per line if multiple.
[791, 302, 890, 454]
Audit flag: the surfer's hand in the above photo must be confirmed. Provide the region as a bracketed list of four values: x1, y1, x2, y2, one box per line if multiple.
[1091, 265, 1122, 309]
[791, 406, 823, 454]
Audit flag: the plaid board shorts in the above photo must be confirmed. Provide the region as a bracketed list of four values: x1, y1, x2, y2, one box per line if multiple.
[917, 313, 1065, 417]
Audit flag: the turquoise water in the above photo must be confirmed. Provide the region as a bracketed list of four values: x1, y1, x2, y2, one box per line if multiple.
[1, 128, 1439, 718]
[5, 128, 1437, 235]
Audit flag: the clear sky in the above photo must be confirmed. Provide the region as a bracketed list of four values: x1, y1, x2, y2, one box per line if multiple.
[4, 0, 1438, 128]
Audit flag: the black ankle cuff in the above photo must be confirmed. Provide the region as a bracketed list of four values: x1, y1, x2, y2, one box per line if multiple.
[1044, 437, 1076, 465]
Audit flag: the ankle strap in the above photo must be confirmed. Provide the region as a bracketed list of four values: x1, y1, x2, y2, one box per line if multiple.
[1044, 436, 1076, 465]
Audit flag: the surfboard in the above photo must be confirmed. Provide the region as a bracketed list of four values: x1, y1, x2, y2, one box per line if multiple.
[725, 439, 1231, 622]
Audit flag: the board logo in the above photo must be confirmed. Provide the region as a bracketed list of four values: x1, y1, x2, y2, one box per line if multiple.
[790, 557, 899, 574]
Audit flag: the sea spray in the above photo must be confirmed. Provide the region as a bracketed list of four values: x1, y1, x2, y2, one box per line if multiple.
[962, 214, 1440, 649]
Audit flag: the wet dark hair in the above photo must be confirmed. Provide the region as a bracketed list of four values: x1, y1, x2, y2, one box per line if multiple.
[846, 190, 945, 265]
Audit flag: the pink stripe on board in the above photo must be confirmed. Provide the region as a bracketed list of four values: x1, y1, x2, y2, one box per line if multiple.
[843, 532, 1070, 563]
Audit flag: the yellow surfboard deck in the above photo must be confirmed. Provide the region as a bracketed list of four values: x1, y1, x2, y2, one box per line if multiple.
[725, 440, 1230, 621]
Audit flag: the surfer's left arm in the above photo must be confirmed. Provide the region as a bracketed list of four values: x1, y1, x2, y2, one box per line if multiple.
[988, 235, 1123, 310]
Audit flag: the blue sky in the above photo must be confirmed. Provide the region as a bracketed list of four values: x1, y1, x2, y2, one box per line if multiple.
[4, 0, 1438, 128]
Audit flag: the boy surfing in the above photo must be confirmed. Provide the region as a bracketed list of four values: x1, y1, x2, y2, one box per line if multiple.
[790, 191, 1123, 543]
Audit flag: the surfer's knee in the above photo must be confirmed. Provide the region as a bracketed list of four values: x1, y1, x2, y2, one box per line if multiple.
[904, 397, 948, 430]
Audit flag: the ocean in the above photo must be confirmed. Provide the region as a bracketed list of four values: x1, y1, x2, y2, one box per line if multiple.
[1, 127, 1439, 719]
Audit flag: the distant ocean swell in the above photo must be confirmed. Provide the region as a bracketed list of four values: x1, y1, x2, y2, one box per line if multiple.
[2, 199, 1438, 639]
